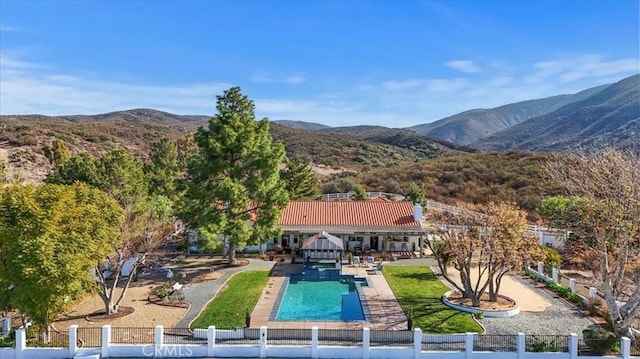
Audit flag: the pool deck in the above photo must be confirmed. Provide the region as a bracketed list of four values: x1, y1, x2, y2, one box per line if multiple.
[250, 261, 408, 330]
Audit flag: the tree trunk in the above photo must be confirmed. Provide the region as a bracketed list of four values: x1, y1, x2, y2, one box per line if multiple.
[99, 291, 118, 315]
[460, 269, 480, 306]
[488, 279, 497, 302]
[228, 242, 237, 265]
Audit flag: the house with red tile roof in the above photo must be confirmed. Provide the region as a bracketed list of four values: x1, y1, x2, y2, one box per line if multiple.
[268, 200, 426, 254]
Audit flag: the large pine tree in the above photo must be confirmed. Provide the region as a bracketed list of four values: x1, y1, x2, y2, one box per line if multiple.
[184, 87, 289, 264]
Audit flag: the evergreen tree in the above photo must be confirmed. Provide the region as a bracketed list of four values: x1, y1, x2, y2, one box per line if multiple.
[281, 158, 320, 199]
[145, 137, 181, 199]
[183, 87, 289, 264]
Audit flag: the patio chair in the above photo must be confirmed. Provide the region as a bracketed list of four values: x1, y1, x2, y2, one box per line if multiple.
[352, 256, 360, 267]
[367, 256, 375, 266]
[366, 262, 383, 275]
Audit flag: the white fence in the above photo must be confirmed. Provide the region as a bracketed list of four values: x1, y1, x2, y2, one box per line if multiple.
[0, 325, 635, 359]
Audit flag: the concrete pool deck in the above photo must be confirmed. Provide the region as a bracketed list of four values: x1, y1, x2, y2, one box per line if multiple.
[249, 261, 408, 330]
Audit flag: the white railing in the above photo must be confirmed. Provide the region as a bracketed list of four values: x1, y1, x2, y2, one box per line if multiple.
[321, 192, 405, 201]
[0, 324, 635, 359]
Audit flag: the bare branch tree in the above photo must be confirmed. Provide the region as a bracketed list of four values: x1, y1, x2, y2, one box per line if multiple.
[426, 202, 540, 307]
[546, 149, 640, 338]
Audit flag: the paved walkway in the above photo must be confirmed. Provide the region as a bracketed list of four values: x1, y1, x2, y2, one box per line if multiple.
[390, 257, 598, 335]
[173, 258, 275, 328]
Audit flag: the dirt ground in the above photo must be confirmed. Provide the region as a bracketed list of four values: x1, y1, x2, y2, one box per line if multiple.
[52, 256, 229, 330]
[54, 287, 188, 329]
[441, 266, 551, 312]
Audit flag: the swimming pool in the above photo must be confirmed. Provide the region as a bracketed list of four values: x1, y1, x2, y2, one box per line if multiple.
[275, 275, 367, 321]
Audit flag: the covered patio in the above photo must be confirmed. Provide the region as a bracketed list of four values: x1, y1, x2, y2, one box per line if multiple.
[302, 231, 344, 261]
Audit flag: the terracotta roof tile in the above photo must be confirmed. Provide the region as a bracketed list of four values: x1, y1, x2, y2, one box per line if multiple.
[278, 200, 420, 228]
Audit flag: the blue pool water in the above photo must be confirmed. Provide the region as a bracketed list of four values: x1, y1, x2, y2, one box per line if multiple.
[276, 276, 366, 321]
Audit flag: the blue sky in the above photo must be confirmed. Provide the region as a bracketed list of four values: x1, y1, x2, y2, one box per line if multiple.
[1, 1, 638, 127]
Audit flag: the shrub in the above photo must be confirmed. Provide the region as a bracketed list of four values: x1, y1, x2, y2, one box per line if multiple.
[0, 330, 15, 347]
[528, 337, 560, 352]
[582, 329, 620, 355]
[150, 281, 172, 299]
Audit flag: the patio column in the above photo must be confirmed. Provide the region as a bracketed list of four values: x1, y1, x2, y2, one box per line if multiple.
[1, 316, 10, 337]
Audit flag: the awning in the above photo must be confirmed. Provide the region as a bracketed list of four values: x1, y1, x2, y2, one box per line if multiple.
[302, 231, 344, 251]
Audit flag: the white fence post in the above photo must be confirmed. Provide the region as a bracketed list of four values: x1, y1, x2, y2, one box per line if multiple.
[101, 324, 111, 358]
[311, 327, 319, 359]
[154, 325, 163, 353]
[620, 337, 630, 359]
[207, 326, 216, 357]
[15, 327, 26, 359]
[537, 261, 544, 275]
[517, 332, 525, 359]
[1, 316, 10, 337]
[589, 287, 597, 301]
[69, 324, 78, 358]
[413, 328, 422, 359]
[569, 278, 576, 293]
[465, 332, 474, 359]
[569, 333, 578, 359]
[259, 326, 267, 358]
[552, 267, 559, 283]
[362, 327, 370, 359]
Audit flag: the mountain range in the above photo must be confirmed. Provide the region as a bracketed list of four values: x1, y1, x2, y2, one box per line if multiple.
[276, 74, 639, 153]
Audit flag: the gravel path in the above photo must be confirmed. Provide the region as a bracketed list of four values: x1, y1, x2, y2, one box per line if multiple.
[479, 274, 599, 335]
[388, 257, 599, 335]
[173, 258, 275, 328]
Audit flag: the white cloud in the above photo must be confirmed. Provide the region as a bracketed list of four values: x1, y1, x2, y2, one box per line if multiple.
[445, 60, 481, 73]
[528, 55, 639, 84]
[0, 54, 230, 115]
[250, 74, 306, 84]
[1, 52, 637, 128]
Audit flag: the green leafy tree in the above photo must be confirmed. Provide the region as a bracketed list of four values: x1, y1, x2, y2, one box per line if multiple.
[43, 138, 71, 166]
[47, 147, 173, 315]
[351, 183, 368, 200]
[281, 158, 320, 199]
[405, 182, 426, 205]
[183, 87, 289, 264]
[45, 152, 98, 185]
[0, 183, 123, 333]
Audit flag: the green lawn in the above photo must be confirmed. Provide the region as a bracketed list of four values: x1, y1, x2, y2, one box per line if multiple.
[383, 265, 482, 333]
[190, 270, 270, 329]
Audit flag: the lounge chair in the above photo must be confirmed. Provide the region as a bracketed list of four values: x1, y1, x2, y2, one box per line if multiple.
[366, 262, 383, 275]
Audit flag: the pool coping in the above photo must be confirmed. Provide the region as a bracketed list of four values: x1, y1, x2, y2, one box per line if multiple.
[250, 261, 407, 330]
[268, 274, 371, 322]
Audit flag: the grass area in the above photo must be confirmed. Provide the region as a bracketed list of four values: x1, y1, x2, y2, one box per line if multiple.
[383, 265, 482, 333]
[190, 270, 270, 329]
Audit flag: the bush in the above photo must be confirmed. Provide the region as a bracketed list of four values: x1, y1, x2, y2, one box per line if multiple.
[582, 329, 620, 355]
[0, 330, 15, 347]
[528, 337, 560, 352]
[150, 281, 172, 299]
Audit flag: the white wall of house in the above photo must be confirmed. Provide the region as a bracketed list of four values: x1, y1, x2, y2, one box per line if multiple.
[537, 229, 567, 249]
